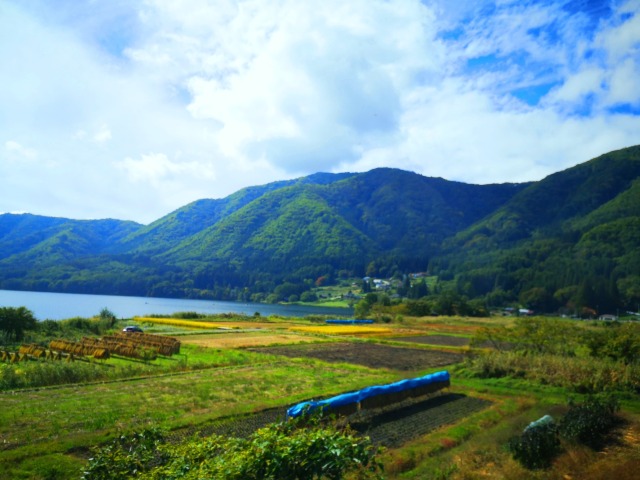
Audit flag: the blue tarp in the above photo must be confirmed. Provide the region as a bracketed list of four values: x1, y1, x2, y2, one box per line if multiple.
[325, 319, 374, 324]
[286, 370, 450, 418]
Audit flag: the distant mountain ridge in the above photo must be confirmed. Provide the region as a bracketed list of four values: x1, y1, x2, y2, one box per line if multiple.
[1, 145, 639, 312]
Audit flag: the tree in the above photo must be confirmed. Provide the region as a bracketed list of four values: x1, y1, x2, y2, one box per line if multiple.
[354, 299, 371, 319]
[519, 287, 554, 312]
[0, 306, 37, 342]
[408, 278, 428, 299]
[300, 291, 318, 302]
[98, 307, 117, 330]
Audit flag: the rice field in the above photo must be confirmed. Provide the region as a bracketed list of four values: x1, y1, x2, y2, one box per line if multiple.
[135, 317, 302, 330]
[135, 317, 230, 329]
[289, 325, 392, 336]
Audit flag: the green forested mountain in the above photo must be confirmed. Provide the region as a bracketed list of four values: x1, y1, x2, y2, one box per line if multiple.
[0, 145, 639, 313]
[118, 172, 357, 255]
[0, 215, 140, 262]
[434, 145, 640, 313]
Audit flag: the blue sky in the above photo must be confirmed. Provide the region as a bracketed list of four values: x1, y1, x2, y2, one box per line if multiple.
[1, 0, 639, 223]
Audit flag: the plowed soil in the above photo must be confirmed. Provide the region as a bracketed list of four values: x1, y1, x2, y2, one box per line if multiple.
[247, 342, 463, 371]
[187, 392, 491, 450]
[350, 393, 491, 447]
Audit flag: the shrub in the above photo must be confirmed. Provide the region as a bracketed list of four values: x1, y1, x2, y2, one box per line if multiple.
[559, 395, 620, 449]
[82, 417, 383, 480]
[0, 306, 37, 341]
[507, 422, 560, 470]
[82, 428, 166, 480]
[300, 291, 318, 302]
[461, 351, 640, 393]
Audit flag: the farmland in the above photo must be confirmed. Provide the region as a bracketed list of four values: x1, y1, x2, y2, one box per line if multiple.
[248, 342, 463, 371]
[1, 313, 639, 479]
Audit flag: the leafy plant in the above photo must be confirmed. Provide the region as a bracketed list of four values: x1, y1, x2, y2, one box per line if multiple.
[82, 417, 383, 480]
[83, 427, 166, 480]
[506, 421, 560, 470]
[0, 306, 37, 341]
[558, 395, 620, 448]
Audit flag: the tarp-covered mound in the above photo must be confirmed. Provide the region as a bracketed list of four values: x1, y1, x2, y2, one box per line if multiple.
[287, 370, 450, 418]
[325, 319, 374, 325]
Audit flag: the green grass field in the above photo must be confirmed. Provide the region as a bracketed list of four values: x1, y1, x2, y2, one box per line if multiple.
[2, 314, 639, 479]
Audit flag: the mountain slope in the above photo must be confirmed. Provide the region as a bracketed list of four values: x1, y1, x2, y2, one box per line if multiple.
[159, 168, 528, 276]
[0, 214, 140, 262]
[434, 145, 640, 310]
[0, 145, 638, 312]
[118, 173, 357, 255]
[449, 145, 640, 248]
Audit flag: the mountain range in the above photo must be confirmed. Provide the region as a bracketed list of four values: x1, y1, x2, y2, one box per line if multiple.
[1, 145, 639, 313]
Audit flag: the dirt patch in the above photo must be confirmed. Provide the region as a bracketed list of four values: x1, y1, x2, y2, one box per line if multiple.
[248, 342, 463, 371]
[180, 333, 322, 349]
[393, 335, 472, 347]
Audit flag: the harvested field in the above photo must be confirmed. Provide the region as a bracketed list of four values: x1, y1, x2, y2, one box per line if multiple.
[393, 335, 472, 347]
[180, 332, 326, 349]
[351, 393, 492, 447]
[179, 392, 491, 450]
[248, 342, 463, 371]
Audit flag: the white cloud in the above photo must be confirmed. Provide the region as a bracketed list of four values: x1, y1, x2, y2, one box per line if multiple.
[0, 0, 639, 223]
[546, 68, 604, 104]
[4, 141, 37, 160]
[129, 0, 441, 172]
[116, 152, 215, 186]
[93, 125, 113, 144]
[599, 5, 640, 60]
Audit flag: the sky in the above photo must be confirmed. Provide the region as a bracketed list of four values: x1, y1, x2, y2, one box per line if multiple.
[1, 0, 639, 224]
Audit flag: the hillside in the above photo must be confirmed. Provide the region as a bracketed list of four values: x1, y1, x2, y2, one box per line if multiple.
[0, 145, 639, 312]
[0, 214, 140, 262]
[433, 145, 640, 312]
[158, 169, 525, 279]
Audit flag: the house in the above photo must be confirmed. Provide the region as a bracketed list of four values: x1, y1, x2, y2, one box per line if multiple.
[598, 314, 618, 321]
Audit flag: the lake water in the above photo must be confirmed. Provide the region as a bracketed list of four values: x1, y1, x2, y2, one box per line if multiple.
[0, 289, 353, 321]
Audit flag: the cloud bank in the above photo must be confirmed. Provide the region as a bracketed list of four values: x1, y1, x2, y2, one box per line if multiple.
[1, 0, 639, 223]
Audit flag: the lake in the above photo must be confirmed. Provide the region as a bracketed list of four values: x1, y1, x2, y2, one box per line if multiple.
[0, 289, 353, 321]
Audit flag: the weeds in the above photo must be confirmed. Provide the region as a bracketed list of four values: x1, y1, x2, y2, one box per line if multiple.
[461, 351, 640, 393]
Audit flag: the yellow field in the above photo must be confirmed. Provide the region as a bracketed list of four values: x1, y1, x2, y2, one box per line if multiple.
[289, 325, 392, 336]
[135, 317, 303, 330]
[135, 317, 228, 329]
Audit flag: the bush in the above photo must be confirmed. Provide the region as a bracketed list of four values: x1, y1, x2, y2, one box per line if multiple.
[83, 428, 166, 480]
[300, 291, 318, 302]
[171, 312, 205, 319]
[461, 351, 640, 393]
[507, 422, 560, 470]
[0, 306, 37, 341]
[82, 417, 383, 480]
[559, 395, 620, 449]
[507, 395, 621, 470]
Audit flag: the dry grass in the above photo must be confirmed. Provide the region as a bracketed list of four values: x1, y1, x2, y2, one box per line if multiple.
[179, 332, 325, 348]
[440, 413, 640, 480]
